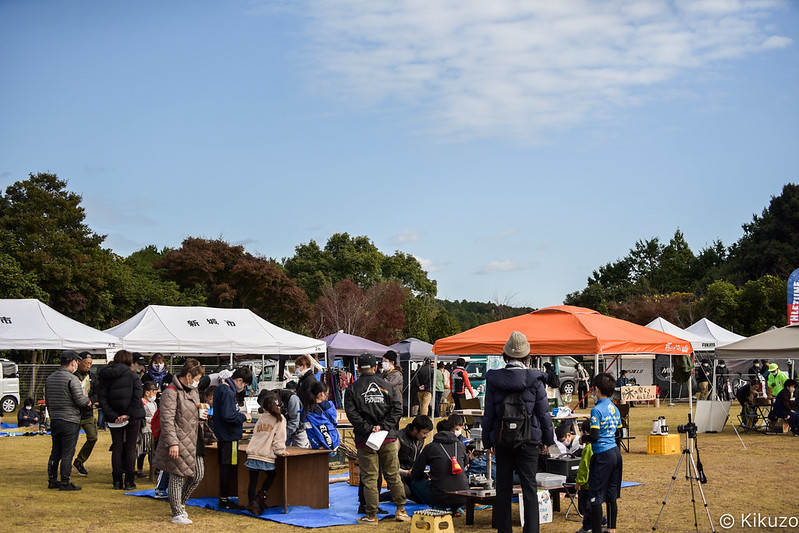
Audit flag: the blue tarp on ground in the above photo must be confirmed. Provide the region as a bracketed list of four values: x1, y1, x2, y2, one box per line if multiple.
[127, 481, 428, 527]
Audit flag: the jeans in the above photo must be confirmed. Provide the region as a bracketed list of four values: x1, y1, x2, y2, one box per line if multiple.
[75, 416, 98, 465]
[357, 440, 406, 515]
[49, 419, 80, 482]
[495, 444, 540, 533]
[434, 391, 443, 417]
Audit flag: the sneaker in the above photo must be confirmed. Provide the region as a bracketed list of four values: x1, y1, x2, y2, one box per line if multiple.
[248, 499, 263, 516]
[171, 515, 192, 525]
[73, 461, 88, 477]
[357, 515, 379, 524]
[574, 528, 590, 533]
[48, 479, 60, 489]
[358, 505, 389, 515]
[136, 471, 146, 478]
[452, 508, 465, 518]
[395, 509, 411, 522]
[59, 482, 82, 491]
[124, 481, 137, 490]
[154, 490, 168, 499]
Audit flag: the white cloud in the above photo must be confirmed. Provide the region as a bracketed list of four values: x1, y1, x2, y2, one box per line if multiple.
[390, 229, 422, 244]
[415, 255, 445, 273]
[477, 259, 533, 275]
[294, 0, 791, 141]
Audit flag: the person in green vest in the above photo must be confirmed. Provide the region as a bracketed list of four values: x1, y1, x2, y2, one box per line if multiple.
[767, 363, 788, 398]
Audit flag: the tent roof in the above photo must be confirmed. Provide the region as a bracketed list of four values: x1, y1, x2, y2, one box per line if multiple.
[106, 305, 325, 355]
[433, 305, 693, 356]
[0, 298, 120, 351]
[645, 317, 717, 352]
[715, 323, 799, 359]
[387, 337, 451, 362]
[685, 318, 745, 347]
[321, 331, 388, 358]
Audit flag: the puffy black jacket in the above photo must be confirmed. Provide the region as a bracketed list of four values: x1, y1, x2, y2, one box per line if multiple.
[98, 363, 145, 422]
[297, 370, 319, 416]
[45, 366, 90, 424]
[344, 372, 402, 444]
[397, 426, 424, 471]
[482, 364, 554, 449]
[410, 430, 468, 508]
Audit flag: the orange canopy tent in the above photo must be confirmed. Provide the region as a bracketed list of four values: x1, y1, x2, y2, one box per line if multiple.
[433, 305, 693, 356]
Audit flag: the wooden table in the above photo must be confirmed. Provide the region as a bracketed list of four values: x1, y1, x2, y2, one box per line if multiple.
[194, 443, 332, 512]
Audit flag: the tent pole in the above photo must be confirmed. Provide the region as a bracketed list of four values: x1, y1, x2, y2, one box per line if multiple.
[668, 355, 675, 407]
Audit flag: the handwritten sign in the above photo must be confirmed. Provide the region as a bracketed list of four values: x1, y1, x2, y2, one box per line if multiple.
[620, 385, 657, 403]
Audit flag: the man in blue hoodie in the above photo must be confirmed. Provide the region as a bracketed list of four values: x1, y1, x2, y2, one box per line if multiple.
[482, 331, 554, 533]
[212, 367, 253, 510]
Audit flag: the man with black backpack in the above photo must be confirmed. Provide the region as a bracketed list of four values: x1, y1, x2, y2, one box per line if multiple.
[482, 332, 554, 533]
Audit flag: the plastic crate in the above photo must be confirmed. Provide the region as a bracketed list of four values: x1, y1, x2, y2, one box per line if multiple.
[647, 434, 680, 455]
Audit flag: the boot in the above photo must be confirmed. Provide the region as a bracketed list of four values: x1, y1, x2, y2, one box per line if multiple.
[112, 471, 123, 490]
[48, 461, 60, 489]
[124, 472, 137, 490]
[256, 490, 269, 510]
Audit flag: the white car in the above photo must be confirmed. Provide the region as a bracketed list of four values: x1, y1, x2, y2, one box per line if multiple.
[0, 358, 20, 413]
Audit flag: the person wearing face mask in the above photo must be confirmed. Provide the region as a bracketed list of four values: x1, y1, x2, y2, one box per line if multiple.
[766, 363, 789, 399]
[45, 351, 91, 491]
[72, 352, 99, 477]
[153, 359, 207, 524]
[136, 382, 159, 478]
[212, 366, 253, 510]
[295, 354, 320, 415]
[381, 351, 403, 399]
[448, 413, 468, 444]
[142, 353, 174, 393]
[98, 349, 146, 490]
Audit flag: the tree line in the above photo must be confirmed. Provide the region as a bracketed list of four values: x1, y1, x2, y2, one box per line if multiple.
[2, 173, 796, 363]
[564, 183, 799, 335]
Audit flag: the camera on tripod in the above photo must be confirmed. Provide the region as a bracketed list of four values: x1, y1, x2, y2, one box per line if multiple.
[677, 421, 697, 438]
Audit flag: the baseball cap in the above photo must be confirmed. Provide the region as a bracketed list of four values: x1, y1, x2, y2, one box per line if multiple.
[60, 350, 81, 364]
[359, 353, 377, 370]
[133, 353, 146, 366]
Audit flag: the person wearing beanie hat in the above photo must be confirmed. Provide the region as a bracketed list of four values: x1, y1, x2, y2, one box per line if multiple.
[481, 332, 554, 533]
[767, 363, 788, 399]
[381, 350, 403, 400]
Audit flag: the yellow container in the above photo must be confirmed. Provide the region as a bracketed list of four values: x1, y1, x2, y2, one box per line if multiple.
[647, 434, 680, 455]
[411, 510, 454, 533]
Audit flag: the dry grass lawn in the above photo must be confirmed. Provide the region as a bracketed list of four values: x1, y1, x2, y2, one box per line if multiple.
[1, 403, 796, 532]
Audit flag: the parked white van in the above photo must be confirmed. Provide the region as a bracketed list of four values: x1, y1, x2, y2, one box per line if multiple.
[0, 358, 21, 413]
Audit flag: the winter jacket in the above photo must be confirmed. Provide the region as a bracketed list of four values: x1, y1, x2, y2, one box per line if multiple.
[383, 369, 403, 399]
[482, 364, 555, 449]
[212, 378, 247, 442]
[45, 366, 90, 424]
[410, 430, 468, 508]
[297, 369, 319, 416]
[246, 412, 287, 463]
[771, 388, 795, 420]
[98, 363, 145, 422]
[344, 372, 402, 445]
[17, 406, 40, 427]
[412, 364, 435, 392]
[396, 425, 424, 471]
[450, 367, 473, 395]
[153, 379, 200, 477]
[575, 442, 593, 489]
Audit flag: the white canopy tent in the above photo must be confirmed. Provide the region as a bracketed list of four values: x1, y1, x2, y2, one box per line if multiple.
[0, 298, 120, 352]
[686, 318, 745, 347]
[646, 317, 717, 352]
[105, 305, 325, 358]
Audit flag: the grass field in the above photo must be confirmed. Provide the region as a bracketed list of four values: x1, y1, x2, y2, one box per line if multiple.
[1, 402, 795, 532]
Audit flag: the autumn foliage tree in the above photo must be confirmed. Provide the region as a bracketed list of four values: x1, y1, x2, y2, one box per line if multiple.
[156, 237, 311, 331]
[311, 279, 405, 345]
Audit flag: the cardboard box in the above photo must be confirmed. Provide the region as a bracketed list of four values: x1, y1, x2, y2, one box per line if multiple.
[519, 489, 553, 525]
[647, 433, 680, 455]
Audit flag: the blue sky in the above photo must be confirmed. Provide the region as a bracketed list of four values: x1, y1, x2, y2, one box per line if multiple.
[1, 0, 797, 309]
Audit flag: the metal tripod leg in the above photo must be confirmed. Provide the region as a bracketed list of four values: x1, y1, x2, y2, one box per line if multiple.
[686, 446, 716, 532]
[652, 445, 716, 533]
[652, 449, 686, 531]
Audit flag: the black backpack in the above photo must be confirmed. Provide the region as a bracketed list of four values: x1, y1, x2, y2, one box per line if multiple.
[546, 369, 560, 389]
[496, 390, 532, 450]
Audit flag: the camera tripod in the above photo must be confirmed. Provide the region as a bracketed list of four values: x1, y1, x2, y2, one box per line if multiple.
[652, 417, 716, 532]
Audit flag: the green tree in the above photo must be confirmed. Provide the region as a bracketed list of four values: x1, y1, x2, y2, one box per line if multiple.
[284, 233, 437, 301]
[737, 275, 786, 335]
[156, 237, 311, 330]
[0, 228, 49, 300]
[0, 173, 116, 326]
[726, 183, 799, 282]
[699, 280, 742, 332]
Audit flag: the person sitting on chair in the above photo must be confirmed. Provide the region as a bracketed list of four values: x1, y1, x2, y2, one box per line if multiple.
[615, 371, 629, 388]
[769, 379, 798, 435]
[735, 379, 759, 427]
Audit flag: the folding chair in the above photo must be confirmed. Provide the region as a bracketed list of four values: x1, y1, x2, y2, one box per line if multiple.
[614, 403, 635, 452]
[562, 482, 582, 522]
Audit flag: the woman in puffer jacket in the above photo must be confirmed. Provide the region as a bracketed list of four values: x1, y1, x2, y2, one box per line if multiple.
[98, 350, 145, 490]
[153, 359, 206, 525]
